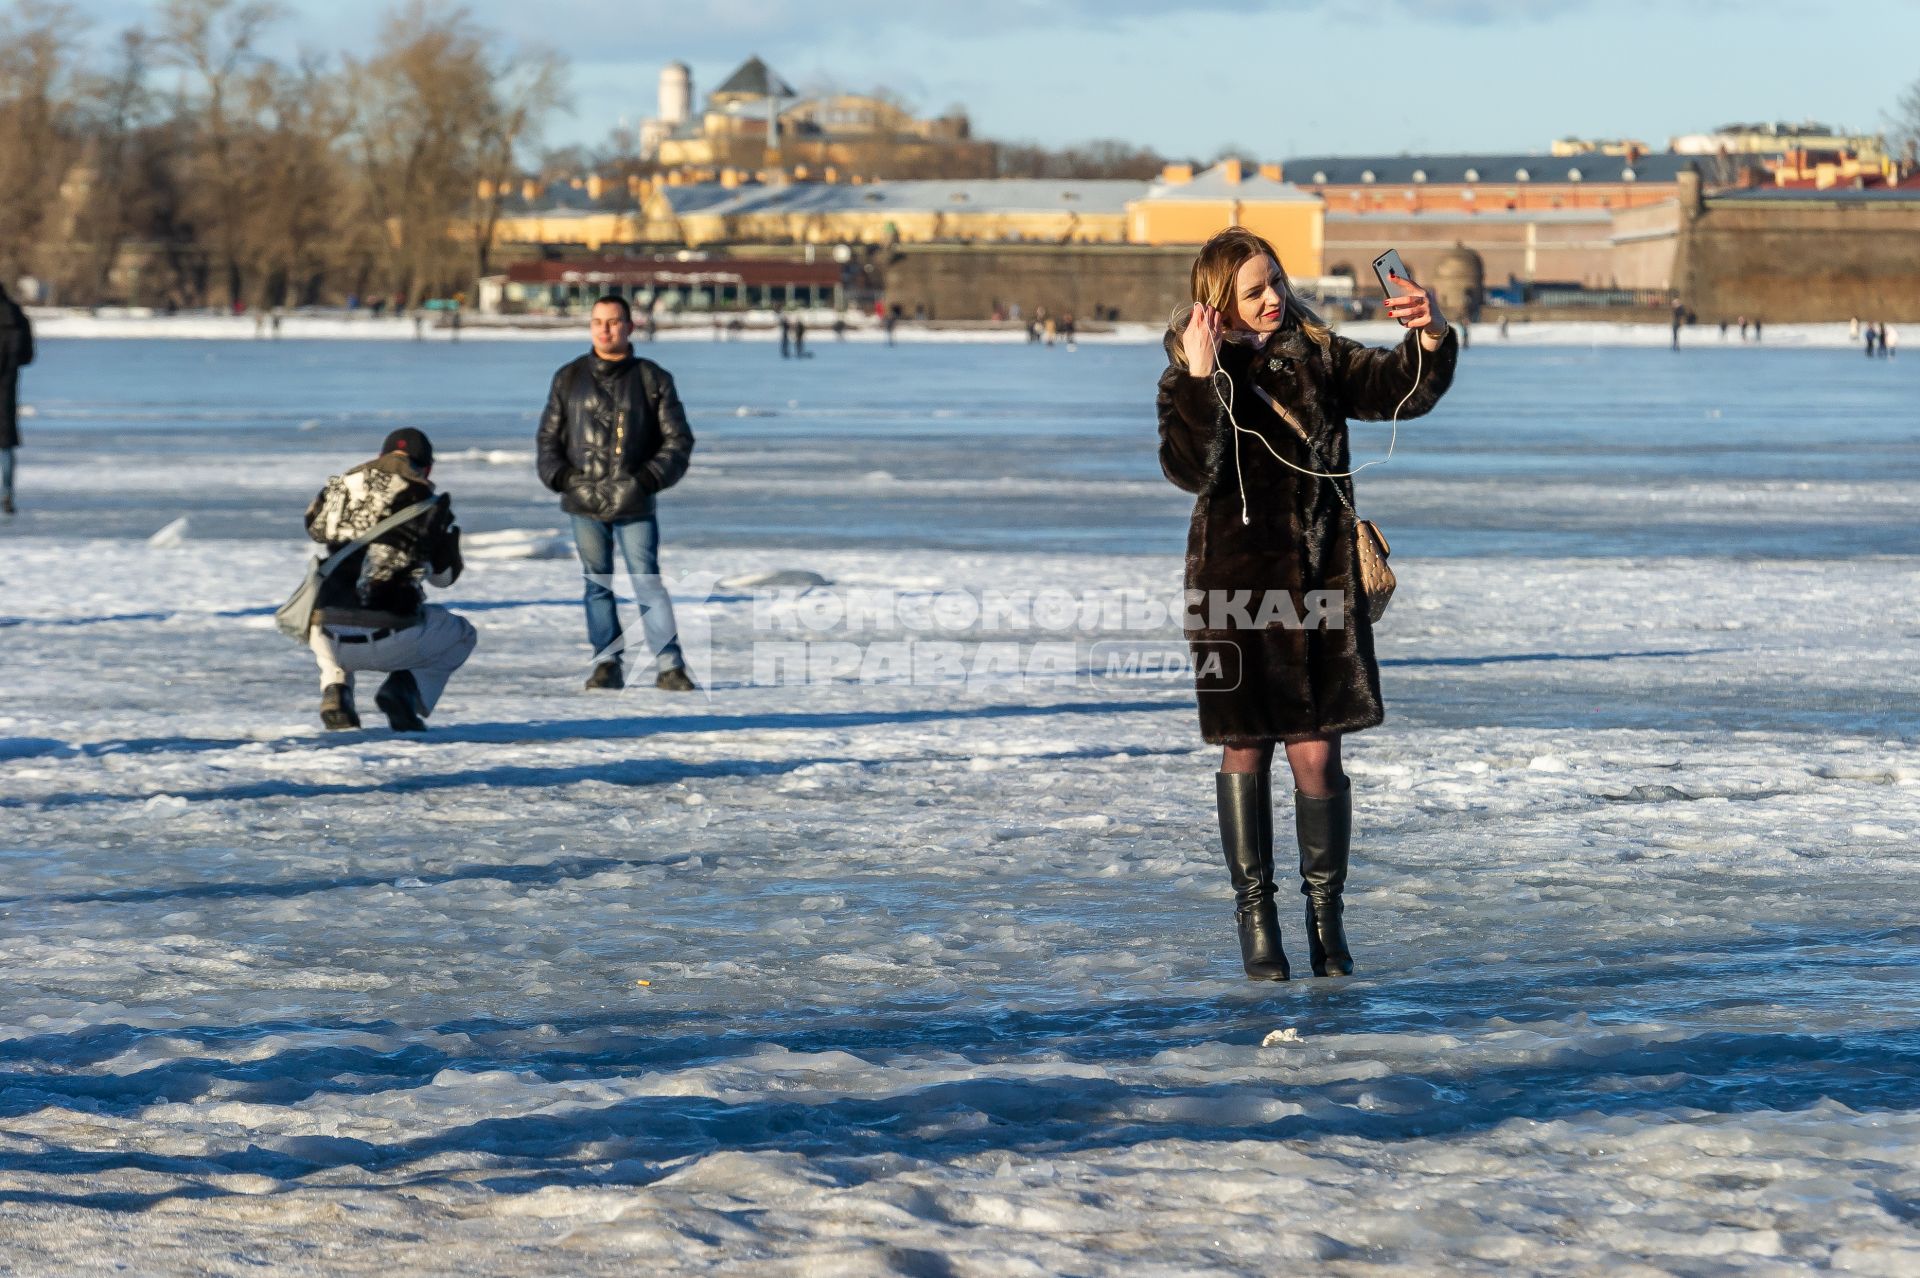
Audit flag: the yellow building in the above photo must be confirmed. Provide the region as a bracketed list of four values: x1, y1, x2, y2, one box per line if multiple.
[645, 56, 991, 178]
[646, 178, 1138, 248]
[1126, 161, 1325, 274]
[482, 175, 646, 250]
[481, 162, 1329, 263]
[1670, 121, 1887, 161]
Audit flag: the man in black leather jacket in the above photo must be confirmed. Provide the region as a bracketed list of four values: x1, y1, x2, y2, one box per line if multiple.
[536, 295, 697, 691]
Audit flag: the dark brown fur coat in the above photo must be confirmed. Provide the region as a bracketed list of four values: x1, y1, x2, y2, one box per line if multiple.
[1157, 320, 1457, 745]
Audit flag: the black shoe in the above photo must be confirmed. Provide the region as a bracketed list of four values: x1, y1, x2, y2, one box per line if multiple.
[584, 661, 624, 691]
[319, 683, 360, 731]
[374, 670, 428, 732]
[1217, 771, 1290, 981]
[1297, 778, 1354, 977]
[655, 666, 698, 692]
[1, 495, 13, 515]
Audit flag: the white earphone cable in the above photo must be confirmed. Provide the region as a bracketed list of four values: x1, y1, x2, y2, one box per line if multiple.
[1209, 320, 1425, 525]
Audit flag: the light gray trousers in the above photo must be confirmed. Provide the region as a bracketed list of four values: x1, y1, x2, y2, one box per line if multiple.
[308, 605, 476, 714]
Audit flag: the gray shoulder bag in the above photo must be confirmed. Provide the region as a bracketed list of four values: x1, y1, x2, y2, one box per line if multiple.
[274, 495, 445, 642]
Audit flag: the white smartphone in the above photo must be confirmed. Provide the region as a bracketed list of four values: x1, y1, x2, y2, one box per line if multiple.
[1372, 249, 1410, 324]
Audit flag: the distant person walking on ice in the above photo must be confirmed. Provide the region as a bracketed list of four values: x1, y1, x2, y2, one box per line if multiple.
[0, 282, 33, 516]
[1157, 229, 1457, 982]
[304, 429, 473, 731]
[1885, 324, 1899, 358]
[536, 295, 699, 692]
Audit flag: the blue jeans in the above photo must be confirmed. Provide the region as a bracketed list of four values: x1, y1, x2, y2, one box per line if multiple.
[570, 514, 685, 672]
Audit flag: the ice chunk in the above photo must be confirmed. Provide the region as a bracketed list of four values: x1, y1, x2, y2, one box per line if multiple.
[717, 569, 832, 589]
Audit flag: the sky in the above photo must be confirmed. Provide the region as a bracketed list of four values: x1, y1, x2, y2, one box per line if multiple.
[62, 0, 1920, 160]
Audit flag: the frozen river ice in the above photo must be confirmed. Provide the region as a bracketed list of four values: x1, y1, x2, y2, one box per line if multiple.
[0, 336, 1918, 1274]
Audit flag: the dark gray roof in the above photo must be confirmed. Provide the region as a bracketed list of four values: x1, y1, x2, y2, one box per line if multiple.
[1325, 209, 1612, 225]
[659, 179, 1142, 219]
[1283, 153, 1701, 185]
[1709, 186, 1920, 202]
[712, 55, 795, 100]
[498, 179, 632, 214]
[656, 182, 763, 215]
[1137, 164, 1318, 204]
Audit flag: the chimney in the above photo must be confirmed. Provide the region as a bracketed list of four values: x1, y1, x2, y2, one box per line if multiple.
[1258, 163, 1283, 183]
[476, 178, 494, 201]
[1160, 163, 1193, 186]
[586, 173, 605, 201]
[1220, 158, 1243, 185]
[721, 168, 741, 189]
[1677, 166, 1704, 221]
[522, 178, 539, 203]
[825, 165, 840, 184]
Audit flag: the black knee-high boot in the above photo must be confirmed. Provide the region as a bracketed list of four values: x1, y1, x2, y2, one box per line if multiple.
[1296, 778, 1354, 977]
[1217, 772, 1290, 981]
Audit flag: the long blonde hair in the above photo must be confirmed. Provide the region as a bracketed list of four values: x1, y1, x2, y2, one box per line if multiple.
[1168, 227, 1332, 370]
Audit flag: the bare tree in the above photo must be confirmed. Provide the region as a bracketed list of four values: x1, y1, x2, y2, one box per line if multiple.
[65, 29, 158, 302]
[345, 3, 566, 303]
[994, 138, 1164, 180]
[0, 0, 88, 291]
[240, 53, 357, 307]
[469, 44, 567, 280]
[155, 0, 285, 306]
[0, 0, 569, 307]
[1892, 74, 1920, 167]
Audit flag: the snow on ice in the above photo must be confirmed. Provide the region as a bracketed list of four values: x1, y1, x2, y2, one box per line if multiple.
[0, 339, 1916, 1274]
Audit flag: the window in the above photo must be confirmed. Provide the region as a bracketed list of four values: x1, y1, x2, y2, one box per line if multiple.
[1361, 169, 1376, 183]
[1515, 167, 1530, 181]
[1622, 167, 1637, 182]
[1567, 167, 1583, 182]
[1412, 169, 1428, 183]
[1312, 170, 1328, 183]
[1464, 167, 1480, 182]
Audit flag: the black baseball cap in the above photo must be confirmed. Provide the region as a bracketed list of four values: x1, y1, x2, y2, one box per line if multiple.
[381, 427, 434, 468]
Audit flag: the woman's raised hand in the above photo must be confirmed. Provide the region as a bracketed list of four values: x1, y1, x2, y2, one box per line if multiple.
[1384, 273, 1447, 333]
[1183, 303, 1223, 378]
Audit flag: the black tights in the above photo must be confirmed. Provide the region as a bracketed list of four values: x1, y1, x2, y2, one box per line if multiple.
[1220, 734, 1344, 799]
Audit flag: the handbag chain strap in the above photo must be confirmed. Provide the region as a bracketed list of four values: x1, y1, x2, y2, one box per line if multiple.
[1253, 386, 1361, 519]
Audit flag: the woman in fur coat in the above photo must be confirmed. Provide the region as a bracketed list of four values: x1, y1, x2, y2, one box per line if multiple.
[1156, 228, 1457, 981]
